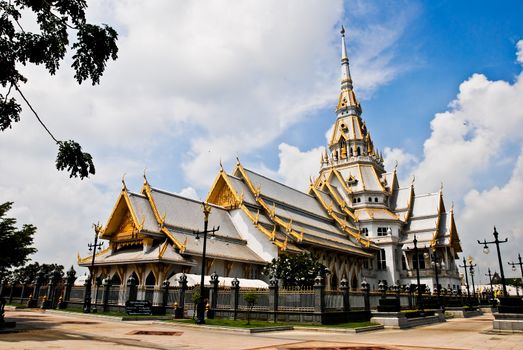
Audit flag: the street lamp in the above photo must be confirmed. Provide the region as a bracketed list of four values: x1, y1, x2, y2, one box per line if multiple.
[410, 235, 423, 311]
[468, 260, 477, 302]
[83, 224, 104, 313]
[425, 249, 444, 309]
[485, 268, 495, 303]
[459, 257, 472, 304]
[194, 202, 219, 325]
[508, 253, 523, 282]
[478, 227, 508, 296]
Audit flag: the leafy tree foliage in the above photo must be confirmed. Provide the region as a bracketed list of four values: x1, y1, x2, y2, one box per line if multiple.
[0, 0, 118, 179]
[262, 252, 326, 288]
[0, 202, 37, 277]
[243, 292, 258, 325]
[7, 262, 64, 283]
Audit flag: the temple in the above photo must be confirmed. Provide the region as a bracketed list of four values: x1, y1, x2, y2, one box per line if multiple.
[78, 27, 462, 292]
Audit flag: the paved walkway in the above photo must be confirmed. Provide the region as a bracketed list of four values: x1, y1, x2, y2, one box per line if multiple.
[1, 310, 521, 350]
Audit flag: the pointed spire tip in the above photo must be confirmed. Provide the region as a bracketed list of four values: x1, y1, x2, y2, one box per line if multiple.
[341, 25, 345, 35]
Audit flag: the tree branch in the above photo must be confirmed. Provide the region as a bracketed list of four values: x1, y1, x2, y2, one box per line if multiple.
[13, 83, 59, 144]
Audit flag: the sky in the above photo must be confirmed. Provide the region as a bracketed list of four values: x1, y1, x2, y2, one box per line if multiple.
[1, 0, 523, 285]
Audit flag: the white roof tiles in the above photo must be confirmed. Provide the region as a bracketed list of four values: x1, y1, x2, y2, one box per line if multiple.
[150, 188, 242, 241]
[243, 168, 329, 218]
[411, 193, 440, 218]
[128, 193, 159, 233]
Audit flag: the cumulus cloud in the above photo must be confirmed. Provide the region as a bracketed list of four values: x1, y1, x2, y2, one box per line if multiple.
[277, 144, 324, 191]
[387, 40, 523, 271]
[176, 187, 200, 201]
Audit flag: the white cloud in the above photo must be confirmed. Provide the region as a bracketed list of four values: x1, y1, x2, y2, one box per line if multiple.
[276, 144, 324, 191]
[517, 39, 523, 64]
[382, 40, 523, 271]
[176, 187, 200, 201]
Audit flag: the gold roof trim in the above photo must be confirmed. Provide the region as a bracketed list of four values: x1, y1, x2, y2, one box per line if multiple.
[141, 180, 186, 252]
[310, 186, 372, 248]
[100, 189, 143, 239]
[77, 246, 111, 265]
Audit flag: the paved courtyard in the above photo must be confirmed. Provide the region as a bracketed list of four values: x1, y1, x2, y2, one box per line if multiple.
[1, 310, 522, 350]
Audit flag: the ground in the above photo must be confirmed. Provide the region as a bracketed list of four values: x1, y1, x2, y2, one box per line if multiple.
[1, 310, 521, 350]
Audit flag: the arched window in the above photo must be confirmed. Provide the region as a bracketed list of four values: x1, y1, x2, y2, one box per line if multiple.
[349, 147, 353, 156]
[331, 272, 338, 290]
[145, 271, 156, 286]
[357, 147, 361, 156]
[128, 271, 140, 285]
[374, 197, 378, 202]
[351, 273, 358, 290]
[111, 273, 121, 285]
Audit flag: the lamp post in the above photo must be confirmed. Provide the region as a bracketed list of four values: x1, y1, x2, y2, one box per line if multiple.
[478, 227, 508, 296]
[411, 235, 423, 311]
[194, 202, 219, 325]
[468, 261, 477, 302]
[508, 253, 523, 283]
[485, 268, 494, 302]
[83, 224, 104, 313]
[426, 249, 443, 309]
[459, 257, 471, 303]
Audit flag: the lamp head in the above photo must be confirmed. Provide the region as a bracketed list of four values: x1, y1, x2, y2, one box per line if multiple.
[513, 265, 517, 272]
[483, 245, 490, 255]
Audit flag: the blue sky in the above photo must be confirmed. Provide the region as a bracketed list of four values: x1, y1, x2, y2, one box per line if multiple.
[1, 0, 523, 283]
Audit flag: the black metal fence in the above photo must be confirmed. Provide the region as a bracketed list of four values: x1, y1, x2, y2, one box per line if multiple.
[0, 274, 491, 324]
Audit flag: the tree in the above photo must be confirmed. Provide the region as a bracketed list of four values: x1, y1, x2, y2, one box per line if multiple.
[8, 262, 64, 283]
[0, 202, 37, 278]
[243, 292, 258, 325]
[191, 289, 200, 320]
[262, 252, 326, 288]
[0, 0, 119, 179]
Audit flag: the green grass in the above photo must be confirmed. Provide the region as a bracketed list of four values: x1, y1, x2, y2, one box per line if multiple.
[169, 318, 289, 328]
[60, 307, 159, 318]
[295, 321, 378, 329]
[169, 318, 377, 329]
[6, 303, 27, 309]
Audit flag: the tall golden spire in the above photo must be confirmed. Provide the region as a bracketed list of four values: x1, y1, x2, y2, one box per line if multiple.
[340, 25, 353, 91]
[336, 26, 361, 116]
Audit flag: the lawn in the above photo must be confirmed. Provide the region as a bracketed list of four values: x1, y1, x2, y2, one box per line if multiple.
[169, 318, 289, 328]
[170, 318, 377, 329]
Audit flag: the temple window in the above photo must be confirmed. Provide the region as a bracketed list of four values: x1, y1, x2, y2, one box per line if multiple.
[111, 273, 122, 285]
[413, 253, 426, 270]
[374, 197, 378, 202]
[145, 271, 156, 286]
[377, 227, 388, 236]
[401, 255, 407, 270]
[368, 197, 372, 202]
[360, 227, 369, 237]
[377, 249, 387, 270]
[357, 147, 361, 156]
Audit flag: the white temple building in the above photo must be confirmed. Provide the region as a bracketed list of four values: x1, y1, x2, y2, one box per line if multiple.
[79, 27, 462, 292]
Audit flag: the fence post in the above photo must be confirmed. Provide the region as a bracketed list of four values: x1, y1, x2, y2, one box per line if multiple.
[101, 277, 111, 313]
[8, 282, 16, 304]
[60, 267, 76, 309]
[314, 272, 326, 324]
[268, 276, 279, 322]
[174, 273, 187, 318]
[162, 280, 170, 308]
[20, 278, 30, 304]
[340, 278, 350, 312]
[126, 274, 138, 303]
[28, 269, 44, 308]
[231, 277, 240, 320]
[0, 278, 5, 298]
[361, 279, 370, 311]
[42, 269, 60, 309]
[208, 272, 219, 319]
